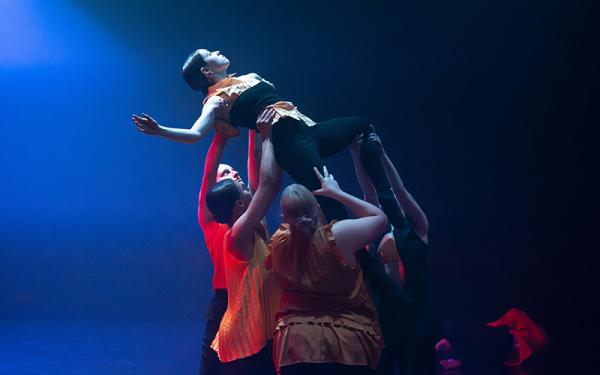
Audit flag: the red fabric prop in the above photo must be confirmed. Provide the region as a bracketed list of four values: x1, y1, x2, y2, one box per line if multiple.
[486, 308, 547, 367]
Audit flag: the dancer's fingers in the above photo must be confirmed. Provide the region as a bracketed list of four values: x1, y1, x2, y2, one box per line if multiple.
[323, 165, 329, 178]
[257, 111, 265, 123]
[260, 110, 270, 123]
[263, 108, 274, 121]
[141, 113, 155, 123]
[313, 166, 324, 182]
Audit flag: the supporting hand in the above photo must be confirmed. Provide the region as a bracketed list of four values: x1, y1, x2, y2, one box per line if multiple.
[312, 166, 342, 197]
[256, 107, 276, 138]
[364, 132, 384, 154]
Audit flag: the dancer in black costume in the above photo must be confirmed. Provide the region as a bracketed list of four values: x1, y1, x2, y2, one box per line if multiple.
[351, 132, 443, 375]
[132, 48, 392, 222]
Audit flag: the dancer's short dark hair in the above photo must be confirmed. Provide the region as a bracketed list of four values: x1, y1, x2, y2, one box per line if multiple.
[182, 49, 209, 95]
[206, 179, 240, 224]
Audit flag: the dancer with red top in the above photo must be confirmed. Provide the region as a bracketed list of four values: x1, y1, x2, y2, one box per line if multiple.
[196, 126, 261, 374]
[204, 109, 281, 374]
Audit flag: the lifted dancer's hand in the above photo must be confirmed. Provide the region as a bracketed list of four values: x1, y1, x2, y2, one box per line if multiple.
[132, 113, 161, 135]
[312, 166, 342, 198]
[256, 107, 276, 138]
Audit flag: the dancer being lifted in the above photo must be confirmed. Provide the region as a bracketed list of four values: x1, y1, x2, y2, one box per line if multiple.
[132, 48, 392, 221]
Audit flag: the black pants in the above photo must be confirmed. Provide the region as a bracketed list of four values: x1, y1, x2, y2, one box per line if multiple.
[199, 289, 228, 375]
[377, 338, 437, 375]
[221, 341, 276, 375]
[272, 116, 390, 222]
[281, 362, 375, 375]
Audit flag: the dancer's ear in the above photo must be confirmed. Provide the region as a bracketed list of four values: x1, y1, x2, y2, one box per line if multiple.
[235, 199, 246, 209]
[201, 66, 214, 80]
[230, 199, 246, 221]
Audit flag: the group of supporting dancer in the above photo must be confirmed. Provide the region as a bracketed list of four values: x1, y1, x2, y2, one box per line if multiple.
[133, 48, 444, 375]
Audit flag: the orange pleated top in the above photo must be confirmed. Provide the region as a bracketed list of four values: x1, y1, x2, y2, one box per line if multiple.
[266, 222, 384, 370]
[211, 224, 281, 362]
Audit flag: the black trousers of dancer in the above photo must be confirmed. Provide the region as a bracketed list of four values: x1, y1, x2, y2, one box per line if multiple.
[221, 341, 276, 375]
[199, 289, 227, 375]
[378, 339, 437, 375]
[280, 363, 375, 375]
[272, 116, 393, 222]
[360, 139, 443, 375]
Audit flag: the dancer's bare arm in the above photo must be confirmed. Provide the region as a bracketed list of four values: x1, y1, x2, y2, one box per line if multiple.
[198, 132, 229, 228]
[368, 133, 429, 242]
[132, 96, 226, 143]
[349, 136, 379, 206]
[247, 130, 261, 193]
[229, 109, 281, 259]
[313, 167, 388, 266]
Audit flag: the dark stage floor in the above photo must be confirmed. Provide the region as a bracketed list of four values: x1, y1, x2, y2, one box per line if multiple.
[0, 319, 561, 375]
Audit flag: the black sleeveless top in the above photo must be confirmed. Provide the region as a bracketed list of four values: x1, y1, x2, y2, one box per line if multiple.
[229, 81, 283, 129]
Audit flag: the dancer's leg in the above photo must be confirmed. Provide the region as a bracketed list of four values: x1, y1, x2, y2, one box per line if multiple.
[272, 118, 347, 221]
[281, 363, 374, 375]
[221, 344, 276, 375]
[311, 116, 372, 158]
[309, 117, 410, 302]
[199, 290, 227, 375]
[376, 348, 399, 375]
[311, 117, 399, 220]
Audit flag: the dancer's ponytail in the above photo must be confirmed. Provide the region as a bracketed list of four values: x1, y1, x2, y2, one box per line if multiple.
[281, 184, 319, 239]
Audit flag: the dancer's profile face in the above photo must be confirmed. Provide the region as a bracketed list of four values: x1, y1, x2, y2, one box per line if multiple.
[234, 180, 252, 209]
[199, 49, 230, 73]
[217, 164, 244, 186]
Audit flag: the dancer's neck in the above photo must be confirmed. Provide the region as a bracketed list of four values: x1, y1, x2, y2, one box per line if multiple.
[211, 71, 229, 84]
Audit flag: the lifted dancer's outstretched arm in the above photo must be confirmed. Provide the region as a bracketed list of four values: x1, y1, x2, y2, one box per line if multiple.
[132, 96, 231, 144]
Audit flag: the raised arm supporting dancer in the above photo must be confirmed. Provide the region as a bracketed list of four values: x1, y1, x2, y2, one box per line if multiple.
[351, 133, 443, 375]
[196, 128, 260, 375]
[205, 109, 281, 375]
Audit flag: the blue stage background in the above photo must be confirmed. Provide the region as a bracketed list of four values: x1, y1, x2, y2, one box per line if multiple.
[1, 0, 595, 373]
